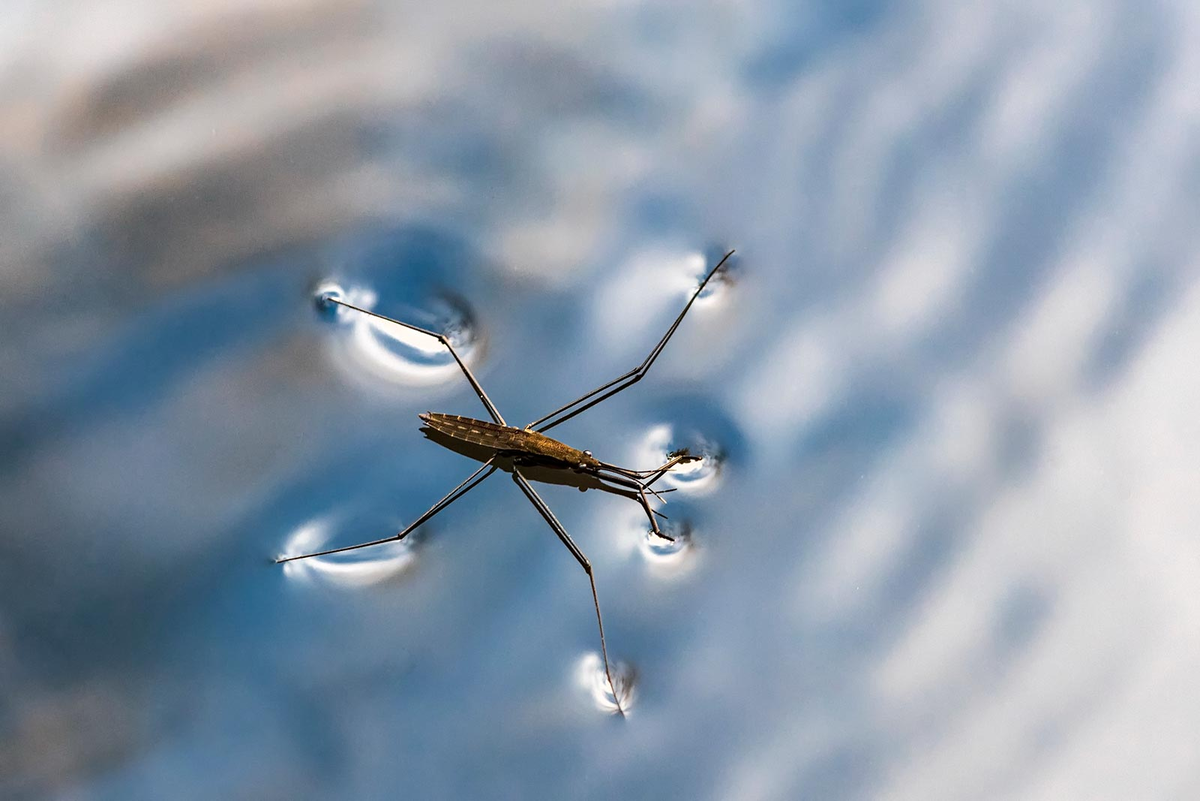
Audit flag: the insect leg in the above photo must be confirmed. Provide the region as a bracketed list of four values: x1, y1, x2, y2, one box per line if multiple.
[527, 250, 734, 433]
[599, 453, 693, 483]
[594, 470, 670, 540]
[324, 297, 506, 425]
[511, 468, 628, 716]
[277, 458, 497, 562]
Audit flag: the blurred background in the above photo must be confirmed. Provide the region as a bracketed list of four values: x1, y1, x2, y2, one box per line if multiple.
[3, 0, 1199, 798]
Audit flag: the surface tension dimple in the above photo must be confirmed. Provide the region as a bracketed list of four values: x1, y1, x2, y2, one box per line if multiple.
[635, 423, 725, 495]
[576, 653, 636, 715]
[279, 517, 416, 587]
[314, 282, 483, 388]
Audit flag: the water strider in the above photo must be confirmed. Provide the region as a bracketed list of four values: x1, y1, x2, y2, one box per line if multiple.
[279, 250, 735, 714]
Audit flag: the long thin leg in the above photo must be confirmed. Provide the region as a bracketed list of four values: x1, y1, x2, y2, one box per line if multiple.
[600, 453, 693, 482]
[593, 470, 668, 539]
[326, 297, 506, 425]
[277, 459, 497, 562]
[510, 468, 627, 716]
[527, 250, 734, 433]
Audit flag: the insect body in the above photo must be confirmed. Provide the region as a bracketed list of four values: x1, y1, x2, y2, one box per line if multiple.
[280, 250, 735, 715]
[419, 413, 600, 469]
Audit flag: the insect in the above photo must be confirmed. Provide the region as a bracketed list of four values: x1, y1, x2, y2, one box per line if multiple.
[279, 250, 735, 714]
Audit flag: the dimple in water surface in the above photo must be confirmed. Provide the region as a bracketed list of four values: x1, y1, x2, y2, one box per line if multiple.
[315, 281, 483, 388]
[280, 517, 417, 588]
[636, 423, 726, 495]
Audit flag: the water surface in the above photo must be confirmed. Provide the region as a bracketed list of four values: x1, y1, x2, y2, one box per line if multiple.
[3, 1, 1200, 799]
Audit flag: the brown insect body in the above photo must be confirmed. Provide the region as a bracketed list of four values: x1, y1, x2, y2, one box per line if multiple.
[419, 412, 600, 469]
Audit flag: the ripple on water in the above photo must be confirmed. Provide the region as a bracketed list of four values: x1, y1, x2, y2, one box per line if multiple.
[661, 248, 735, 307]
[312, 281, 348, 319]
[593, 247, 735, 361]
[313, 281, 484, 388]
[278, 518, 417, 588]
[575, 653, 636, 715]
[635, 423, 725, 495]
[640, 517, 702, 580]
[695, 246, 737, 303]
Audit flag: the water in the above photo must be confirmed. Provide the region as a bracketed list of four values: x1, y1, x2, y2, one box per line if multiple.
[4, 2, 1200, 799]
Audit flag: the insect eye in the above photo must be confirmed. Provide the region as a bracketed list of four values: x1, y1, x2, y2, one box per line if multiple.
[583, 450, 593, 459]
[577, 462, 588, 470]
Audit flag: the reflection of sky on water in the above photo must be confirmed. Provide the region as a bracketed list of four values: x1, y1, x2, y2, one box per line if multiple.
[3, 0, 1200, 798]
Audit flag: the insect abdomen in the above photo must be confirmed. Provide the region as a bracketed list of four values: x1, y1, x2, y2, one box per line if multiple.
[419, 413, 526, 449]
[418, 412, 585, 464]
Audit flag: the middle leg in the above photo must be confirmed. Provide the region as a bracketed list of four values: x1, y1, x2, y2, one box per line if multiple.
[323, 296, 506, 424]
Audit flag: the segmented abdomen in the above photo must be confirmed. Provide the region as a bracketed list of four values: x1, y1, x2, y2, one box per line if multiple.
[420, 413, 525, 449]
[419, 412, 583, 464]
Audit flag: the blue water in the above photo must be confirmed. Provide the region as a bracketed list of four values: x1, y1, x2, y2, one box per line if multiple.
[4, 2, 1200, 799]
